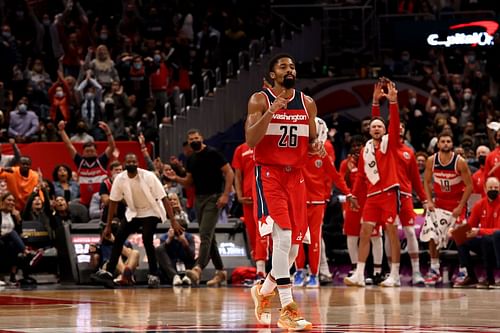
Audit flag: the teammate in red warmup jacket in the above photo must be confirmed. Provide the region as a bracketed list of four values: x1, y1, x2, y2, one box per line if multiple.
[452, 176, 500, 288]
[246, 53, 324, 330]
[472, 146, 491, 197]
[423, 131, 473, 286]
[344, 79, 402, 288]
[232, 142, 269, 279]
[484, 130, 500, 182]
[294, 117, 356, 288]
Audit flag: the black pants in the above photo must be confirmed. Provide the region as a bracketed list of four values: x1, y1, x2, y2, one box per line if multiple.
[457, 236, 496, 282]
[107, 217, 159, 276]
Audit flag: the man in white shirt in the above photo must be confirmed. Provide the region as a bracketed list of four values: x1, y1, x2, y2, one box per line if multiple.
[91, 153, 184, 288]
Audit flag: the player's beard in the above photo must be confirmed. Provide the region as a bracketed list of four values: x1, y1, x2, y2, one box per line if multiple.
[283, 76, 295, 89]
[440, 147, 452, 153]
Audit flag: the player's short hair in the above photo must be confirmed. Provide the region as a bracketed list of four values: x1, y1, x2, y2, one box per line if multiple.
[268, 53, 295, 74]
[369, 116, 386, 127]
[415, 151, 428, 160]
[187, 128, 201, 138]
[437, 130, 454, 142]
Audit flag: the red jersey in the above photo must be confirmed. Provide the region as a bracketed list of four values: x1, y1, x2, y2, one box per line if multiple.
[468, 196, 500, 235]
[231, 143, 255, 197]
[398, 143, 426, 200]
[432, 152, 464, 203]
[340, 156, 358, 190]
[303, 151, 350, 203]
[76, 154, 109, 206]
[353, 102, 400, 198]
[472, 167, 486, 197]
[484, 146, 500, 182]
[254, 88, 309, 168]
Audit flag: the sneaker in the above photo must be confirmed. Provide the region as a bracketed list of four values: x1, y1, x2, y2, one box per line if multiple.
[90, 269, 114, 289]
[412, 272, 425, 285]
[250, 284, 275, 325]
[277, 301, 313, 331]
[372, 273, 384, 285]
[365, 277, 374, 285]
[185, 267, 201, 286]
[306, 275, 319, 288]
[0, 280, 5, 286]
[424, 269, 442, 286]
[148, 274, 160, 288]
[319, 273, 333, 285]
[453, 276, 478, 288]
[343, 274, 365, 287]
[173, 274, 183, 286]
[379, 275, 401, 287]
[490, 281, 500, 289]
[453, 269, 467, 285]
[206, 270, 227, 287]
[293, 270, 306, 287]
[29, 249, 44, 267]
[182, 275, 192, 286]
[476, 280, 494, 289]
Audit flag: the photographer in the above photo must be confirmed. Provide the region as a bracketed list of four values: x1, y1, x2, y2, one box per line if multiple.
[156, 193, 195, 286]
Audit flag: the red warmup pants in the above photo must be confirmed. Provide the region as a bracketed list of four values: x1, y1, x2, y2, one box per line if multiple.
[243, 203, 269, 261]
[295, 203, 325, 276]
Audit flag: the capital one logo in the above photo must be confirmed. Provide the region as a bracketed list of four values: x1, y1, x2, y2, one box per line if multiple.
[427, 20, 499, 47]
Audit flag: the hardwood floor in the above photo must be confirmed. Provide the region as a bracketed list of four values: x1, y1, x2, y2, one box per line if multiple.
[0, 286, 499, 332]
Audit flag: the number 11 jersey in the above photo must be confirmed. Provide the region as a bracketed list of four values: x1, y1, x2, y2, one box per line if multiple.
[254, 88, 310, 168]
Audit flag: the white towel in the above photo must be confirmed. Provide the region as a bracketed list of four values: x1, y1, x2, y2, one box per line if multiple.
[363, 135, 389, 185]
[420, 208, 456, 250]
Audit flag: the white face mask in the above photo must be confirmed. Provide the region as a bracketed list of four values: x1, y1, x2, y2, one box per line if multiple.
[409, 97, 416, 105]
[55, 91, 64, 98]
[464, 93, 472, 101]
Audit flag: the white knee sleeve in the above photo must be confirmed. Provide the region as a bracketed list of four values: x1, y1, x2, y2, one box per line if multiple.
[347, 236, 359, 264]
[270, 224, 292, 279]
[370, 236, 383, 265]
[404, 226, 419, 254]
[288, 244, 299, 269]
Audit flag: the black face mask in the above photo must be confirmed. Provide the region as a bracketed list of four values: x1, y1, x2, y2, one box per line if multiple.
[190, 141, 202, 151]
[487, 190, 499, 201]
[478, 155, 486, 166]
[76, 127, 85, 134]
[125, 165, 138, 173]
[283, 76, 296, 89]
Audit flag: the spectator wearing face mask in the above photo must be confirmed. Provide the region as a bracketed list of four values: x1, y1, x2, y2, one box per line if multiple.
[472, 146, 491, 198]
[150, 50, 171, 119]
[48, 71, 71, 123]
[76, 71, 104, 140]
[70, 121, 94, 144]
[8, 97, 39, 143]
[84, 45, 119, 91]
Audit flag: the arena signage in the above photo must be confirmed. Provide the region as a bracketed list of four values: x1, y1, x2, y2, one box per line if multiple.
[426, 20, 498, 47]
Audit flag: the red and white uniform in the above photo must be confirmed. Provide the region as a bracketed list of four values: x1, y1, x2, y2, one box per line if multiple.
[352, 102, 400, 227]
[397, 143, 427, 226]
[484, 147, 500, 182]
[253, 88, 310, 243]
[296, 146, 351, 275]
[232, 143, 268, 261]
[472, 167, 486, 197]
[76, 154, 109, 206]
[432, 152, 466, 220]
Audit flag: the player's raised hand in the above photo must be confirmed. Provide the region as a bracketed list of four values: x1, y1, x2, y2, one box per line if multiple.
[372, 81, 386, 103]
[386, 80, 398, 103]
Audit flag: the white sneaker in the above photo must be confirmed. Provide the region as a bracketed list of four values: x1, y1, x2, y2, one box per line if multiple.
[379, 275, 401, 287]
[0, 280, 5, 286]
[173, 274, 182, 286]
[343, 274, 365, 287]
[182, 275, 192, 286]
[412, 272, 425, 285]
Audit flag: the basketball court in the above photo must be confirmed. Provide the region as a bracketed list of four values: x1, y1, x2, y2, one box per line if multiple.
[1, 285, 499, 332]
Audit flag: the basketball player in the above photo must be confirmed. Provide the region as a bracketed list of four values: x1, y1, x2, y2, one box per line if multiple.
[484, 129, 500, 183]
[423, 131, 473, 285]
[344, 79, 402, 288]
[294, 117, 357, 288]
[232, 141, 269, 280]
[246, 53, 323, 330]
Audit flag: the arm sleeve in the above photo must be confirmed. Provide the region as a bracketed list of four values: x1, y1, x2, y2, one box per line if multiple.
[372, 103, 380, 117]
[409, 153, 427, 201]
[388, 102, 400, 149]
[324, 155, 351, 195]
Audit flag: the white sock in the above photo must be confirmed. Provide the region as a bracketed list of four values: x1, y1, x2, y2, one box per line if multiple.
[355, 262, 366, 278]
[260, 274, 277, 295]
[256, 260, 266, 275]
[411, 258, 420, 274]
[390, 263, 400, 279]
[278, 286, 293, 307]
[347, 236, 359, 265]
[431, 259, 440, 271]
